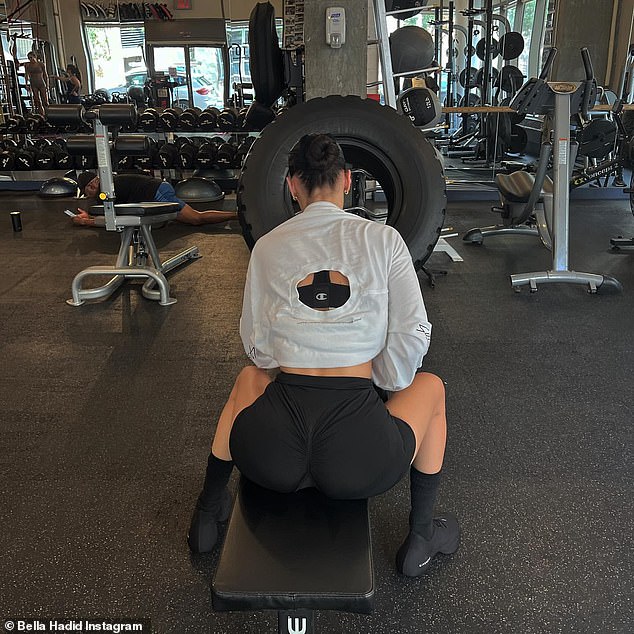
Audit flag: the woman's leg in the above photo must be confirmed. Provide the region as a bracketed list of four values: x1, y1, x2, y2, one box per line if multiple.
[188, 365, 271, 553]
[211, 365, 272, 460]
[385, 372, 447, 472]
[386, 372, 460, 576]
[40, 85, 49, 110]
[31, 86, 42, 115]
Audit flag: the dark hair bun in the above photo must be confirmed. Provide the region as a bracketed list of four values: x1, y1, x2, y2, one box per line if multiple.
[288, 133, 346, 193]
[305, 135, 341, 172]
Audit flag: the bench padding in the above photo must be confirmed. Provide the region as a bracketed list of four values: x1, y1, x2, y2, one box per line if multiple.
[88, 201, 180, 216]
[212, 478, 374, 614]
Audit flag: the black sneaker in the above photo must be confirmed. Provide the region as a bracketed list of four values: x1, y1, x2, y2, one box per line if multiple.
[187, 488, 233, 554]
[396, 513, 460, 577]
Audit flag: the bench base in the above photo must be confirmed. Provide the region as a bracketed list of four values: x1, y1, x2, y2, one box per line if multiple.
[67, 221, 200, 306]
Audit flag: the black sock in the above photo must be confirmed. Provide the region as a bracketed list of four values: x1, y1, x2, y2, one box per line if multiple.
[196, 453, 233, 514]
[408, 467, 442, 540]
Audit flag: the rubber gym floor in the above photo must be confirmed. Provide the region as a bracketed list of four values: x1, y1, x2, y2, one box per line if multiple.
[1, 190, 632, 634]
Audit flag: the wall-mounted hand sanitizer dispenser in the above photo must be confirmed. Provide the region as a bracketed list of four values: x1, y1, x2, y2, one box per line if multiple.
[326, 7, 346, 49]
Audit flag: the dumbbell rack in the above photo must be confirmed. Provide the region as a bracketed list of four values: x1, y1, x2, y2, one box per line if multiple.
[0, 122, 258, 192]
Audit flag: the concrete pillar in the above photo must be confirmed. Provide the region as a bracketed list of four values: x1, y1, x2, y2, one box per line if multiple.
[551, 0, 617, 86]
[304, 0, 368, 99]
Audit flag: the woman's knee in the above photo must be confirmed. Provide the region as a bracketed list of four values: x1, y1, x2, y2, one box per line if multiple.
[412, 372, 445, 401]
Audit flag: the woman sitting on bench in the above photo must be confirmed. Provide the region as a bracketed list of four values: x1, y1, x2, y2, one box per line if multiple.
[189, 134, 460, 577]
[74, 171, 237, 226]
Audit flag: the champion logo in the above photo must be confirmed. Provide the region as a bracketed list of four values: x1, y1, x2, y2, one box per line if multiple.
[315, 292, 328, 301]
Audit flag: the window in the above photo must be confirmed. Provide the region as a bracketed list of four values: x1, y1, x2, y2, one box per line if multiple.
[84, 23, 146, 95]
[2, 27, 35, 62]
[517, 0, 537, 77]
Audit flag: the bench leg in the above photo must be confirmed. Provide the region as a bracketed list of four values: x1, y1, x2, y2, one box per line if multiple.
[278, 610, 314, 634]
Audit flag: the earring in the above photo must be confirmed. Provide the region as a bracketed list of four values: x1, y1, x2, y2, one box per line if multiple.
[292, 195, 298, 201]
[344, 189, 350, 195]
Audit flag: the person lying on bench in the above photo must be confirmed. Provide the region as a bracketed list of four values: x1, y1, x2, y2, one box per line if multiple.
[188, 133, 460, 577]
[73, 171, 237, 226]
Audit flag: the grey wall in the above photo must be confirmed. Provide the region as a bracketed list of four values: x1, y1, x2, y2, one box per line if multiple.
[609, 0, 634, 92]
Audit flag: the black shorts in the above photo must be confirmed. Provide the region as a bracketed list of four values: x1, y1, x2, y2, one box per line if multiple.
[229, 372, 416, 499]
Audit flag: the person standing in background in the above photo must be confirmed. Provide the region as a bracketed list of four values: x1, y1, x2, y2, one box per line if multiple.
[51, 64, 82, 104]
[21, 51, 49, 115]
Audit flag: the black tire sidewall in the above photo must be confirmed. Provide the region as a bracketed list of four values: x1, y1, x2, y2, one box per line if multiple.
[238, 95, 446, 266]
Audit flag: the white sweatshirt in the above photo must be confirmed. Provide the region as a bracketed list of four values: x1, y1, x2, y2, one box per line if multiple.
[240, 201, 432, 391]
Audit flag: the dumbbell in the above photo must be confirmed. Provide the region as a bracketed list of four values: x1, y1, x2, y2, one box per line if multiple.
[34, 140, 56, 170]
[176, 137, 198, 169]
[195, 140, 218, 169]
[199, 107, 220, 131]
[216, 139, 238, 168]
[0, 149, 15, 170]
[51, 139, 74, 169]
[139, 107, 159, 131]
[158, 142, 179, 168]
[5, 114, 26, 133]
[217, 107, 239, 131]
[237, 107, 249, 130]
[76, 153, 97, 170]
[179, 107, 201, 131]
[14, 145, 37, 170]
[117, 154, 136, 170]
[136, 138, 158, 169]
[25, 113, 46, 133]
[159, 107, 182, 131]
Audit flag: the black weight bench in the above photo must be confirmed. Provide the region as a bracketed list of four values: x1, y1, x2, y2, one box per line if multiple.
[212, 477, 374, 634]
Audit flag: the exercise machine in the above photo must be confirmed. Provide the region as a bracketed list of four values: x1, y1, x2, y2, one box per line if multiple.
[464, 48, 622, 293]
[46, 103, 200, 306]
[509, 48, 621, 293]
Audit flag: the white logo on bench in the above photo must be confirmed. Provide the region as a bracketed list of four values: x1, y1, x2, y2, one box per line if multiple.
[287, 616, 307, 634]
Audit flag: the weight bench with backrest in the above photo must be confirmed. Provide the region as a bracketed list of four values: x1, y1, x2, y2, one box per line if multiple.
[46, 103, 200, 306]
[212, 477, 374, 634]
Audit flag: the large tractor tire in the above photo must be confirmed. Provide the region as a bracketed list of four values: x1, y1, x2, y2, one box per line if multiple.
[238, 95, 446, 268]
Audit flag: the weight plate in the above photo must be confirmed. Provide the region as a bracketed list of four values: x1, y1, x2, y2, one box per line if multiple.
[459, 93, 481, 107]
[500, 97, 526, 124]
[578, 119, 617, 159]
[476, 67, 499, 88]
[496, 65, 525, 94]
[499, 31, 525, 60]
[459, 67, 479, 89]
[476, 38, 499, 61]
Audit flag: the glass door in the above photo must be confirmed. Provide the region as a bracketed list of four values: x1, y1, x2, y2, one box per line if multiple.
[188, 46, 225, 110]
[148, 44, 225, 110]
